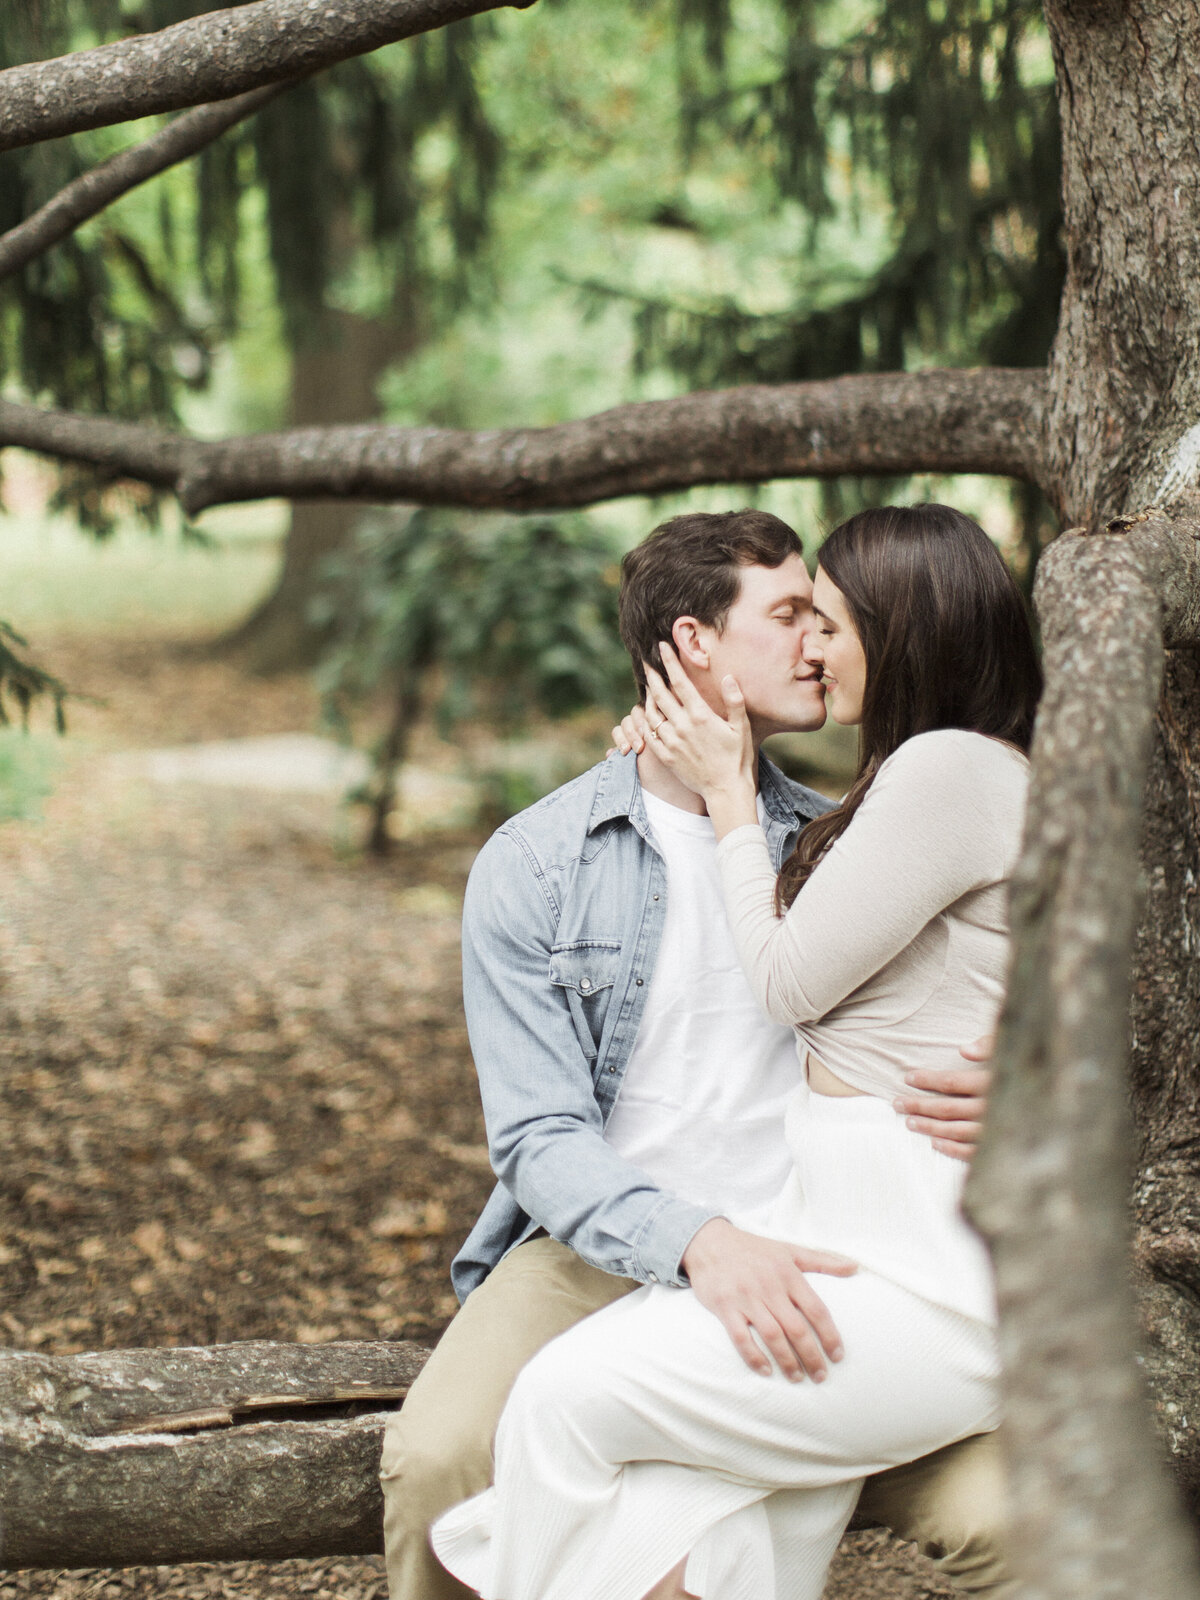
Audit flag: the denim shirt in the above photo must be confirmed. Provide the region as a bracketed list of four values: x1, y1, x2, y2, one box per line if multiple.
[452, 749, 833, 1302]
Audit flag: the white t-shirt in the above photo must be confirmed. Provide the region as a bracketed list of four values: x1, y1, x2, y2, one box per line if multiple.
[604, 789, 801, 1225]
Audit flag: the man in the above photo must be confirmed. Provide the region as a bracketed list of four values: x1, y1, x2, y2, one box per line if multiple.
[381, 509, 1008, 1600]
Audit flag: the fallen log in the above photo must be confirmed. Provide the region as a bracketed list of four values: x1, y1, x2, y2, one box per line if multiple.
[0, 1339, 430, 1570]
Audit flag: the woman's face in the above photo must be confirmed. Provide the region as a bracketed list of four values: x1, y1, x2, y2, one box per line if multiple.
[805, 567, 867, 725]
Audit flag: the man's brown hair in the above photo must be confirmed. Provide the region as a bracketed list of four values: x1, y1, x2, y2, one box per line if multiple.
[618, 509, 804, 694]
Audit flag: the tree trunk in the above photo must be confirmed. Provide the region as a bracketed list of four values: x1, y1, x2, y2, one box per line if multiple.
[0, 1340, 429, 1570]
[222, 307, 395, 672]
[1042, 0, 1200, 1523]
[1131, 644, 1200, 1514]
[964, 4, 1200, 1597]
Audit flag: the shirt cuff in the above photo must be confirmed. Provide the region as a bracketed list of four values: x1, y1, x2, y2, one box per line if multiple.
[630, 1194, 722, 1288]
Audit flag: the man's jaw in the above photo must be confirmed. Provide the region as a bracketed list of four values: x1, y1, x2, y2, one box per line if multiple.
[749, 676, 828, 740]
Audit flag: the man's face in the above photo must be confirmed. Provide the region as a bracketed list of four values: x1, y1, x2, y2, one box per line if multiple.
[685, 554, 828, 741]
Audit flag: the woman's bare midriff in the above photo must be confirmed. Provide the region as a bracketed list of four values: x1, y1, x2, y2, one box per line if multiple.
[804, 1049, 867, 1097]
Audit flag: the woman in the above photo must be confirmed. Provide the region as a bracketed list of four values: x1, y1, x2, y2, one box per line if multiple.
[432, 504, 1041, 1600]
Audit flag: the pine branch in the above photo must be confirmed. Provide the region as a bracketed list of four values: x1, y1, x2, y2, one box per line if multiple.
[0, 0, 534, 155]
[0, 623, 68, 731]
[0, 369, 1051, 517]
[0, 86, 289, 284]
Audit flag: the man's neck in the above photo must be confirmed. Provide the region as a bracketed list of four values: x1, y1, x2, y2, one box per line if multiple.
[636, 743, 762, 815]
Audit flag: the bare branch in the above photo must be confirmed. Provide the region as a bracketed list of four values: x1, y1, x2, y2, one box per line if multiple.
[966, 515, 1200, 1600]
[0, 85, 289, 284]
[0, 401, 191, 490]
[0, 368, 1050, 515]
[0, 0, 533, 155]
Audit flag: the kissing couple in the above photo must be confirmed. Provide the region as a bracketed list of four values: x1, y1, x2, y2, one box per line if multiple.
[382, 502, 1039, 1600]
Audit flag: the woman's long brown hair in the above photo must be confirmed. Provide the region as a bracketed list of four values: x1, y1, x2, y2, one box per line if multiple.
[776, 503, 1042, 911]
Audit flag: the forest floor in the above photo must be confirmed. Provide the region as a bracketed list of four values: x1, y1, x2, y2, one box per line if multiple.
[0, 630, 959, 1600]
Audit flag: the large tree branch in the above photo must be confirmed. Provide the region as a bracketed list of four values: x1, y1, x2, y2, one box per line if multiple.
[0, 368, 1050, 515]
[0, 0, 532, 155]
[0, 86, 289, 284]
[965, 512, 1200, 1600]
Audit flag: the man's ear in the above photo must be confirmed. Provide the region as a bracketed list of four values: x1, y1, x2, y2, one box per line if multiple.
[671, 616, 710, 671]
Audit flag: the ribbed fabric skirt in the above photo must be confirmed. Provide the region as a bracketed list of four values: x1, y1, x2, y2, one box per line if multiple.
[432, 1087, 1001, 1600]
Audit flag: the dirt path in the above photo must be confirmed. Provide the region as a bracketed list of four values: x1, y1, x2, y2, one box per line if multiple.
[0, 637, 956, 1600]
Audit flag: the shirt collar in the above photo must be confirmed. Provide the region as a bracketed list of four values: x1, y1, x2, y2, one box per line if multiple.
[587, 750, 643, 834]
[587, 749, 813, 835]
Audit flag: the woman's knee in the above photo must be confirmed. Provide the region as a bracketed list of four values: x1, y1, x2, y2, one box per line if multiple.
[502, 1336, 640, 1461]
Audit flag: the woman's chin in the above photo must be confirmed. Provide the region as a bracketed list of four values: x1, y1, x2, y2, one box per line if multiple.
[828, 697, 862, 727]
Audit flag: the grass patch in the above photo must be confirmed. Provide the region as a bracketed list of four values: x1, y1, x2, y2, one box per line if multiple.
[0, 728, 61, 821]
[0, 483, 286, 639]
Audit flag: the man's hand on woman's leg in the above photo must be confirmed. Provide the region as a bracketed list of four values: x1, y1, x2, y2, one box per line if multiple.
[680, 1218, 856, 1382]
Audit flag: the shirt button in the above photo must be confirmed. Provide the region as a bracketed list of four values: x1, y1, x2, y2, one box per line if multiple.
[580, 977, 592, 992]
[647, 1272, 658, 1283]
[608, 1066, 616, 1074]
[652, 894, 660, 901]
[635, 977, 644, 986]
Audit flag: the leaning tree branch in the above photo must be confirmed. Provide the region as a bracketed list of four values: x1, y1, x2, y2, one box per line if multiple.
[0, 85, 290, 283]
[0, 368, 1051, 515]
[0, 0, 533, 155]
[0, 1339, 429, 1569]
[965, 512, 1200, 1600]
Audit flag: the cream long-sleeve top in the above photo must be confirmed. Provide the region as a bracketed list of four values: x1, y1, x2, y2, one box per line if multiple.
[715, 728, 1029, 1101]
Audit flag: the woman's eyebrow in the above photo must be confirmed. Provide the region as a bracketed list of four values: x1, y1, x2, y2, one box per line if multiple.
[811, 603, 834, 623]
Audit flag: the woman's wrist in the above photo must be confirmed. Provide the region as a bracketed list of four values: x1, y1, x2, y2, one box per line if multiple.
[703, 771, 758, 839]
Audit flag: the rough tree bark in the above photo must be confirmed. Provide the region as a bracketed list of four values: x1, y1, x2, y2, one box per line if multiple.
[963, 5, 1200, 1598]
[967, 518, 1200, 1600]
[0, 0, 532, 155]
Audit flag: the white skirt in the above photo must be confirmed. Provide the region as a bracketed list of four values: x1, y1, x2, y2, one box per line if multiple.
[433, 1087, 1000, 1600]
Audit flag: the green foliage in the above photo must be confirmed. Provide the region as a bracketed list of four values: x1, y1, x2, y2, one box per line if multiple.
[638, 0, 1063, 381]
[320, 508, 632, 729]
[0, 6, 504, 527]
[0, 1, 1064, 576]
[317, 509, 633, 844]
[0, 619, 67, 823]
[578, 0, 1063, 546]
[0, 621, 67, 732]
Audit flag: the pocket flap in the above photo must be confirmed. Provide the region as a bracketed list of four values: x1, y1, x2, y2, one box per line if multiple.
[549, 941, 621, 997]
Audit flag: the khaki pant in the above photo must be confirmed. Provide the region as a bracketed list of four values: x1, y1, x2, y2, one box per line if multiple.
[380, 1238, 1013, 1600]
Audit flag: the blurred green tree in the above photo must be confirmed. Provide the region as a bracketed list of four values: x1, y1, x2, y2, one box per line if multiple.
[579, 0, 1061, 576]
[0, 2, 503, 667]
[317, 509, 633, 850]
[0, 0, 1061, 659]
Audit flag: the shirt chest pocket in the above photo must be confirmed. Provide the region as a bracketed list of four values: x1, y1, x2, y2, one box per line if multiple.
[549, 940, 622, 1060]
